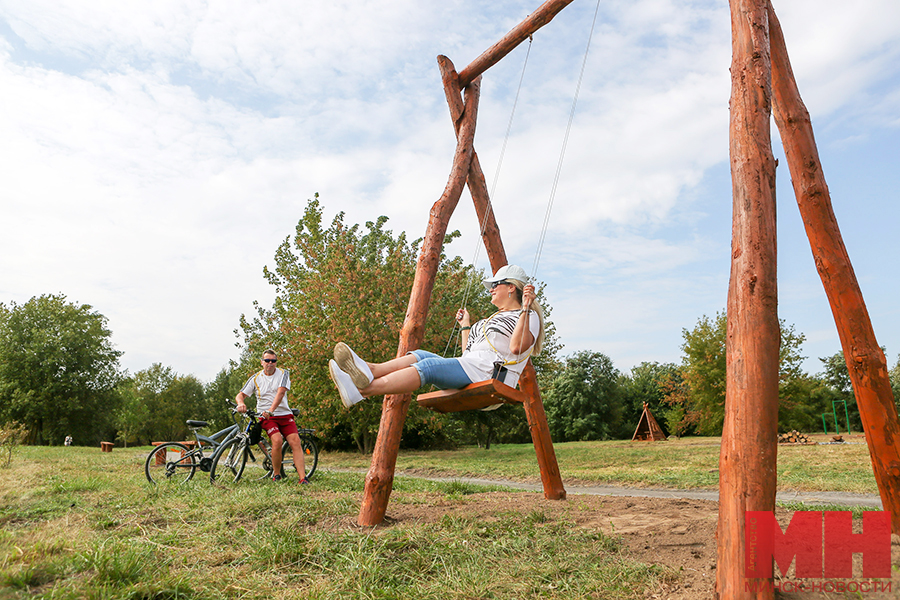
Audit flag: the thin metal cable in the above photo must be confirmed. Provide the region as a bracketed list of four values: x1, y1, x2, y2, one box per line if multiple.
[531, 0, 601, 280]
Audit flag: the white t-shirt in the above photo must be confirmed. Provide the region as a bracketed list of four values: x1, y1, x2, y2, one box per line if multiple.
[240, 368, 293, 416]
[458, 309, 541, 388]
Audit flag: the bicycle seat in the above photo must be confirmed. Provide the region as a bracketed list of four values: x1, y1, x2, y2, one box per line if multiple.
[291, 409, 300, 417]
[186, 420, 208, 428]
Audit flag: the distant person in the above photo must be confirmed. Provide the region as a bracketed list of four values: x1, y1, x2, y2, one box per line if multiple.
[64, 435, 73, 447]
[328, 264, 544, 408]
[235, 349, 309, 483]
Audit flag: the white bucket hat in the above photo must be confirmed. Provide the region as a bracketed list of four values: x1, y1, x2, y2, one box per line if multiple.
[482, 264, 529, 292]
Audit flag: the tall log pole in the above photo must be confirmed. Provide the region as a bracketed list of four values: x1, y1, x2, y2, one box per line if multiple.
[718, 1, 779, 598]
[768, 3, 900, 532]
[518, 364, 567, 499]
[358, 77, 482, 526]
[439, 54, 566, 501]
[457, 0, 575, 88]
[438, 56, 508, 267]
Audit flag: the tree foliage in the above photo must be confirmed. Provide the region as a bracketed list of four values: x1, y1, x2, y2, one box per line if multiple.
[239, 195, 481, 452]
[663, 311, 816, 436]
[117, 364, 206, 445]
[619, 362, 679, 438]
[0, 294, 122, 445]
[543, 350, 623, 442]
[663, 312, 727, 436]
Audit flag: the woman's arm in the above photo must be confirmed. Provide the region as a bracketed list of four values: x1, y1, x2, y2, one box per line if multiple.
[456, 308, 471, 351]
[508, 285, 536, 355]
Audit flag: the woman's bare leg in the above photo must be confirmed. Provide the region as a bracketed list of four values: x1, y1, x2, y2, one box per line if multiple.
[369, 354, 418, 379]
[361, 366, 422, 397]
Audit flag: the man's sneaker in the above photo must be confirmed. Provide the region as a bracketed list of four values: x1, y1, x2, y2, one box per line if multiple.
[299, 478, 311, 485]
[272, 474, 284, 482]
[334, 342, 374, 389]
[329, 360, 364, 408]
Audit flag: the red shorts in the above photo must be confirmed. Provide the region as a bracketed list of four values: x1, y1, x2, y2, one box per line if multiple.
[260, 415, 298, 440]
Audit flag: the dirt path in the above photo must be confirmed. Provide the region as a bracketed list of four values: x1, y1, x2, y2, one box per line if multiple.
[371, 473, 898, 600]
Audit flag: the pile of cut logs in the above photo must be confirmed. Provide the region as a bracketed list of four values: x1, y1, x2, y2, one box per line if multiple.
[777, 430, 814, 444]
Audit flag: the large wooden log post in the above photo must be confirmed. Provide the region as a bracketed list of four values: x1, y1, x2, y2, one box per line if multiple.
[768, 3, 900, 532]
[358, 77, 482, 526]
[439, 54, 566, 501]
[438, 56, 508, 268]
[518, 363, 566, 499]
[718, 1, 779, 598]
[457, 0, 576, 88]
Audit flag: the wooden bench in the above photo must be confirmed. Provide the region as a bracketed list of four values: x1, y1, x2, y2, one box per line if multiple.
[150, 441, 198, 464]
[100, 441, 114, 452]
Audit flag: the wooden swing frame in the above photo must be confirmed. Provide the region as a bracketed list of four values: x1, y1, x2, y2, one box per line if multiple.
[355, 2, 900, 598]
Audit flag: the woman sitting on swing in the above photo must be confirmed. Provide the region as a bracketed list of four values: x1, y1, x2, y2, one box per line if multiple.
[328, 264, 546, 408]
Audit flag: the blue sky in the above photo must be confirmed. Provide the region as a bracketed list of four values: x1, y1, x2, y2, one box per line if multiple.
[1, 0, 898, 382]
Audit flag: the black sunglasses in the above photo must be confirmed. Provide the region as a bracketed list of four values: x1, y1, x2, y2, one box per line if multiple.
[263, 358, 277, 363]
[489, 280, 510, 290]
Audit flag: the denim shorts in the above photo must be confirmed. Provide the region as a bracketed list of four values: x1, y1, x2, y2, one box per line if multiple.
[410, 350, 473, 389]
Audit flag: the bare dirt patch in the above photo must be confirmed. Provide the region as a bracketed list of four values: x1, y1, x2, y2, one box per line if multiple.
[365, 492, 899, 600]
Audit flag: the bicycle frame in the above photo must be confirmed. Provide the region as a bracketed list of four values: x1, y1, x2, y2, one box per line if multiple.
[194, 422, 239, 451]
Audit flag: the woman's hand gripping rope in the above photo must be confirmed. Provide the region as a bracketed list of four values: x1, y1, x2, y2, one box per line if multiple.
[456, 308, 472, 351]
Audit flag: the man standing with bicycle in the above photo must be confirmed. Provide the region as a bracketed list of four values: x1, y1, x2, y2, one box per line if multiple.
[235, 349, 309, 484]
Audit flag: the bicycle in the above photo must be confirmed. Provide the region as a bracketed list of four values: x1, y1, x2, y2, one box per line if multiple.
[209, 405, 319, 485]
[144, 418, 239, 484]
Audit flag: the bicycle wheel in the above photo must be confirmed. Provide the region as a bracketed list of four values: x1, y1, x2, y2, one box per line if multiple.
[145, 443, 197, 484]
[209, 437, 248, 485]
[299, 435, 319, 480]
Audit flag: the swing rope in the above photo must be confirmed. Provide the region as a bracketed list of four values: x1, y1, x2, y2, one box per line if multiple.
[531, 0, 601, 280]
[443, 0, 602, 364]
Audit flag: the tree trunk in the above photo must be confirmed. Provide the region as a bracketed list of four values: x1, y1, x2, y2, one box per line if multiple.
[718, 1, 779, 598]
[768, 2, 900, 533]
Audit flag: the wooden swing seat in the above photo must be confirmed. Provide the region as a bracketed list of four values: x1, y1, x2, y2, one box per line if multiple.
[416, 379, 528, 413]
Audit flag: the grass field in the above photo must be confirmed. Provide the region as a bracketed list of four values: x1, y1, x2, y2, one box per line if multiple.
[0, 435, 880, 599]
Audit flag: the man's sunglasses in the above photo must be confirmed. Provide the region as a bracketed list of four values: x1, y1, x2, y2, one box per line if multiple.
[263, 358, 277, 363]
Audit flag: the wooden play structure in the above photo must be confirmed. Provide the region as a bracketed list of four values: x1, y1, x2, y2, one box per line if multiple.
[355, 1, 900, 598]
[631, 403, 667, 442]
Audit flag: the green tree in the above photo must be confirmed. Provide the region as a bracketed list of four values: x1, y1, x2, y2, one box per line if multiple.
[204, 362, 250, 431]
[0, 294, 122, 445]
[619, 362, 678, 439]
[665, 311, 814, 436]
[543, 350, 624, 442]
[125, 364, 206, 444]
[665, 312, 727, 436]
[114, 379, 148, 448]
[240, 195, 473, 452]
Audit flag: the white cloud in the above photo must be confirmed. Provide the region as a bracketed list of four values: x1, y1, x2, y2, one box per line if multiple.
[1, 0, 898, 380]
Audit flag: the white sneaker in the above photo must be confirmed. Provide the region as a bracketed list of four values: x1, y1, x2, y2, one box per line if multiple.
[329, 360, 364, 408]
[334, 342, 374, 389]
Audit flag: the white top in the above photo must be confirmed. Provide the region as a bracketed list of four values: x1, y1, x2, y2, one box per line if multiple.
[458, 309, 540, 389]
[240, 368, 293, 416]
